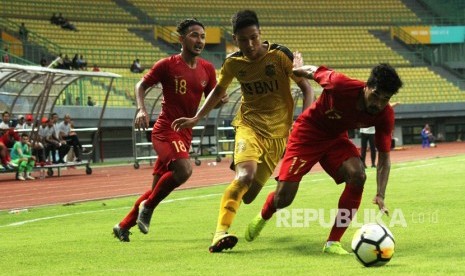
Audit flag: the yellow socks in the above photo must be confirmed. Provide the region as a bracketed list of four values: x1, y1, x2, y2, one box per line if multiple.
[215, 179, 248, 233]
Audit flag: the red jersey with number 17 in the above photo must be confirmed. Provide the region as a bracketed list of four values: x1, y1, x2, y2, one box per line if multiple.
[142, 54, 217, 138]
[297, 66, 394, 152]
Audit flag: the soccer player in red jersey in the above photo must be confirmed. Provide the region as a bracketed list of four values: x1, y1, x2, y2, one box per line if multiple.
[113, 18, 224, 242]
[246, 63, 403, 254]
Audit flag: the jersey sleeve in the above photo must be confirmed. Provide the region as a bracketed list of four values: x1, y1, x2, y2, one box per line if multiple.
[142, 58, 167, 87]
[217, 58, 234, 89]
[314, 66, 362, 92]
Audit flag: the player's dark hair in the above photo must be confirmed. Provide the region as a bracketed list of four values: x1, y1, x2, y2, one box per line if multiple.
[231, 10, 259, 34]
[21, 132, 29, 138]
[367, 63, 403, 95]
[176, 18, 205, 36]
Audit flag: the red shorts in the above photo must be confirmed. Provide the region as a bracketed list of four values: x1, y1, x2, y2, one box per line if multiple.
[278, 123, 359, 184]
[152, 130, 190, 176]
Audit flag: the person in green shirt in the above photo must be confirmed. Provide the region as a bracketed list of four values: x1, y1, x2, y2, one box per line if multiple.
[10, 133, 36, 181]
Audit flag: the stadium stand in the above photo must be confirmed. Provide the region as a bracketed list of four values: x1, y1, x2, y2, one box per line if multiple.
[1, 0, 465, 153]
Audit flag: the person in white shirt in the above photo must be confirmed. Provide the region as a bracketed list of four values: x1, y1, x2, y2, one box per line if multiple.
[0, 111, 12, 132]
[38, 117, 69, 164]
[359, 126, 376, 168]
[56, 114, 83, 162]
[15, 115, 25, 129]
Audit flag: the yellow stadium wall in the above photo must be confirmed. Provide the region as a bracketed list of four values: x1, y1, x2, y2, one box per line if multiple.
[1, 32, 23, 56]
[155, 26, 221, 44]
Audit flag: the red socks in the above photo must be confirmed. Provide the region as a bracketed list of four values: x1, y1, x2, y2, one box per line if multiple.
[327, 184, 364, 242]
[119, 190, 151, 229]
[261, 191, 277, 220]
[144, 171, 177, 209]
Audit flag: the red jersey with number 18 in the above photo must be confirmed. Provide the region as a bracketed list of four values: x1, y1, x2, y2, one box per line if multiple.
[142, 54, 217, 139]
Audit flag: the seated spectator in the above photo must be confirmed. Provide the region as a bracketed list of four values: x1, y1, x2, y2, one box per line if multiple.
[15, 115, 25, 129]
[10, 133, 36, 180]
[61, 19, 78, 31]
[63, 54, 72, 70]
[38, 117, 69, 164]
[30, 132, 46, 167]
[72, 54, 80, 70]
[57, 114, 83, 162]
[130, 59, 144, 73]
[0, 111, 12, 131]
[2, 47, 9, 63]
[87, 96, 95, 106]
[0, 128, 20, 170]
[56, 13, 65, 26]
[23, 114, 34, 130]
[92, 64, 100, 72]
[40, 56, 47, 67]
[78, 55, 87, 70]
[50, 13, 59, 25]
[75, 97, 81, 106]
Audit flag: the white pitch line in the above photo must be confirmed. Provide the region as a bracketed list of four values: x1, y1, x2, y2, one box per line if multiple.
[0, 193, 223, 228]
[0, 158, 455, 228]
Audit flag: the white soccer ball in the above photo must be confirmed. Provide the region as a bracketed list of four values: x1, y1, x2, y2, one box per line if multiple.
[351, 223, 395, 267]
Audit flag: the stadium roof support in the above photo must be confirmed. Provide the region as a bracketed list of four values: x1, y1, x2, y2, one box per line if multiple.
[0, 62, 120, 130]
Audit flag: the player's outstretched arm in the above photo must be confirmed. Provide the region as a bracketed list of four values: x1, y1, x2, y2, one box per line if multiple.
[372, 151, 391, 216]
[292, 51, 314, 109]
[293, 65, 318, 79]
[172, 85, 227, 131]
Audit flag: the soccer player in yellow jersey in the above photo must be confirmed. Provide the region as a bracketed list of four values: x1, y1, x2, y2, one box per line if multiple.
[172, 10, 313, 252]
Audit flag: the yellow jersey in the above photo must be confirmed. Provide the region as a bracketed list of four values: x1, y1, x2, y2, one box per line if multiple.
[217, 42, 300, 139]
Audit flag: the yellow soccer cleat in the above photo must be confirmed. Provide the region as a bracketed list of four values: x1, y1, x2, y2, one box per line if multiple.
[245, 213, 267, 242]
[322, 242, 351, 255]
[209, 232, 238, 253]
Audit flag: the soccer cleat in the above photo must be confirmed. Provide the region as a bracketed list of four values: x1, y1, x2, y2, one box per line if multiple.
[26, 173, 35, 180]
[113, 224, 131, 242]
[136, 200, 154, 234]
[17, 175, 26, 181]
[322, 242, 351, 255]
[209, 233, 238, 253]
[245, 213, 268, 242]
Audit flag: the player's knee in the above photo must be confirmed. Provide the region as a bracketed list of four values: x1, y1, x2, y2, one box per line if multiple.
[236, 173, 255, 188]
[174, 167, 192, 184]
[346, 169, 366, 186]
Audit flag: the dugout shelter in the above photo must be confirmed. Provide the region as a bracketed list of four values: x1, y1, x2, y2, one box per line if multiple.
[0, 62, 120, 176]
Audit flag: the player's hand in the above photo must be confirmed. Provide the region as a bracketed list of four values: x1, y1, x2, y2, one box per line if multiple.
[293, 65, 317, 79]
[293, 51, 304, 69]
[172, 117, 199, 132]
[220, 93, 229, 104]
[135, 109, 149, 130]
[372, 195, 389, 216]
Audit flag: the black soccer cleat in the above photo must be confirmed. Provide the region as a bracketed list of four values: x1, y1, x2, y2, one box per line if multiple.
[113, 224, 131, 242]
[136, 200, 154, 234]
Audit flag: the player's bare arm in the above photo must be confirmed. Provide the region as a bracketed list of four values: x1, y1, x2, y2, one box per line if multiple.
[373, 151, 391, 216]
[295, 78, 314, 109]
[293, 65, 318, 79]
[134, 80, 150, 130]
[214, 93, 229, 109]
[172, 85, 227, 131]
[292, 51, 314, 109]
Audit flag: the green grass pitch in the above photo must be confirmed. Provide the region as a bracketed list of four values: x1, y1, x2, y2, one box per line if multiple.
[1, 155, 464, 275]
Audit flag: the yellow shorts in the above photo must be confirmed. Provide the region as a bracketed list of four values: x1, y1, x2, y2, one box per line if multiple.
[234, 125, 287, 186]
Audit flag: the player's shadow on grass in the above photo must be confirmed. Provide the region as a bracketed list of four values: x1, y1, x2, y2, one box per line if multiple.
[270, 236, 323, 255]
